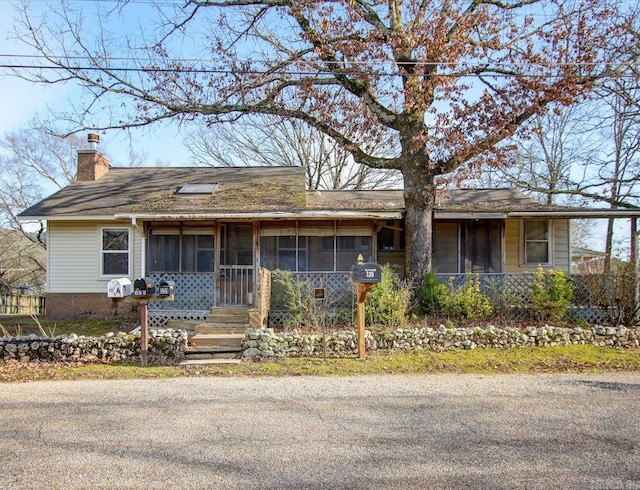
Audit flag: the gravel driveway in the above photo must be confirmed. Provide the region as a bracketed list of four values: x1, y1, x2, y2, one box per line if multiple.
[1, 373, 639, 489]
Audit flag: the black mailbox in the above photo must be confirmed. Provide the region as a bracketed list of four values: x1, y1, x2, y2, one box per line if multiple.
[157, 280, 176, 297]
[352, 263, 382, 284]
[133, 277, 155, 296]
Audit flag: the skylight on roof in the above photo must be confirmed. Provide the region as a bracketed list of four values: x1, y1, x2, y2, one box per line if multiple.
[178, 183, 218, 195]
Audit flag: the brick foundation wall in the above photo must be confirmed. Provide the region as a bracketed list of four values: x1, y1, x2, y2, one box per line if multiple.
[46, 293, 140, 321]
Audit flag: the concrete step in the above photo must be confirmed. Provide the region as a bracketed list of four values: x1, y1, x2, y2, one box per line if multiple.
[183, 345, 243, 364]
[180, 358, 242, 366]
[185, 345, 243, 357]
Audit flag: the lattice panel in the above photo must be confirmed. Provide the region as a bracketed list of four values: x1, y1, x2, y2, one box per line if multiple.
[268, 309, 355, 328]
[270, 272, 354, 309]
[147, 273, 215, 329]
[149, 310, 210, 329]
[435, 273, 613, 322]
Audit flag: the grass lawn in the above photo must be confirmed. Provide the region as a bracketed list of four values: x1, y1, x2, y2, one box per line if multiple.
[1, 345, 639, 383]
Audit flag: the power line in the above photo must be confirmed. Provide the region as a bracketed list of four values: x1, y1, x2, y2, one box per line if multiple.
[1, 62, 634, 79]
[0, 54, 635, 80]
[0, 53, 634, 70]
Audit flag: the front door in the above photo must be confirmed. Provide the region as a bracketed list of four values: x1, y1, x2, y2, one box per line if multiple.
[218, 223, 255, 306]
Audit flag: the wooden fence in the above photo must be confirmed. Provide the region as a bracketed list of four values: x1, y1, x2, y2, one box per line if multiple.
[0, 293, 46, 315]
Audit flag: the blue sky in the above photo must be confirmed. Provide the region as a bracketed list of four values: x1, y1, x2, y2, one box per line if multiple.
[0, 2, 191, 167]
[0, 0, 631, 254]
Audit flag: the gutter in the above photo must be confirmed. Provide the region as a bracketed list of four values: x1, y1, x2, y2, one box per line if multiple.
[17, 215, 117, 222]
[114, 210, 403, 220]
[507, 210, 640, 218]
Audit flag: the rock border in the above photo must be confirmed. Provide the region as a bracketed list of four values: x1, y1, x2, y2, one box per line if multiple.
[243, 325, 640, 358]
[0, 329, 188, 365]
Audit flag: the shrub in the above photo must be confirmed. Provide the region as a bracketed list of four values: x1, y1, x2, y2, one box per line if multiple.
[364, 264, 412, 328]
[443, 275, 493, 319]
[271, 269, 317, 329]
[583, 262, 638, 326]
[531, 265, 574, 321]
[419, 270, 444, 316]
[420, 273, 492, 320]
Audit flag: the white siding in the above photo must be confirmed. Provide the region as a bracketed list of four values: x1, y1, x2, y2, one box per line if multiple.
[48, 221, 141, 293]
[552, 219, 570, 272]
[504, 218, 570, 273]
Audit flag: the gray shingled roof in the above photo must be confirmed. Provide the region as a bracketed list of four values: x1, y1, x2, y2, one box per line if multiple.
[18, 165, 640, 219]
[20, 166, 308, 217]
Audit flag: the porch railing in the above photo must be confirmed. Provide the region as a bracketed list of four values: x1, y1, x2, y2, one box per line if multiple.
[146, 271, 634, 328]
[268, 272, 632, 326]
[218, 265, 254, 306]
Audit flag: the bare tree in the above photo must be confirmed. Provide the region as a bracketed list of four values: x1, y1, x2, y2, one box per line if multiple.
[471, 103, 598, 202]
[0, 128, 85, 246]
[595, 80, 640, 270]
[0, 227, 46, 293]
[0, 127, 85, 288]
[0, 125, 142, 288]
[13, 0, 636, 284]
[472, 80, 640, 266]
[185, 116, 401, 190]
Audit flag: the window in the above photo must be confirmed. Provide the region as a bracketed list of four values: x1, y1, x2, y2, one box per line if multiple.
[524, 219, 550, 264]
[377, 221, 405, 251]
[102, 228, 130, 276]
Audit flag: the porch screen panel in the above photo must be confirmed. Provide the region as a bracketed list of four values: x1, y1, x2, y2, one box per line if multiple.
[336, 236, 372, 270]
[300, 236, 332, 271]
[182, 235, 215, 272]
[299, 225, 333, 272]
[464, 220, 502, 273]
[223, 223, 253, 266]
[433, 221, 458, 273]
[336, 224, 372, 270]
[147, 235, 180, 272]
[260, 235, 297, 271]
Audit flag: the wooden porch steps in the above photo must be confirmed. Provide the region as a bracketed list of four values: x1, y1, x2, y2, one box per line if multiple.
[189, 333, 245, 347]
[165, 319, 200, 333]
[194, 324, 246, 335]
[184, 307, 249, 361]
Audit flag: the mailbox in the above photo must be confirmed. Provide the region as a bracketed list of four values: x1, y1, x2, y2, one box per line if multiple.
[107, 278, 132, 298]
[133, 277, 155, 296]
[157, 280, 176, 297]
[351, 262, 382, 284]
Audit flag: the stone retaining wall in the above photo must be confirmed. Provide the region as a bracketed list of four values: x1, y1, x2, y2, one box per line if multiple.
[243, 325, 640, 358]
[0, 329, 188, 364]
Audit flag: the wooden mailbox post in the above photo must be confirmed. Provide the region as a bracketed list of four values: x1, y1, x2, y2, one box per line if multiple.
[108, 277, 175, 367]
[351, 255, 382, 359]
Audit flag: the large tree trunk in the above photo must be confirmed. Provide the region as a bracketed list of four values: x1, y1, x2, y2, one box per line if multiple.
[402, 160, 436, 287]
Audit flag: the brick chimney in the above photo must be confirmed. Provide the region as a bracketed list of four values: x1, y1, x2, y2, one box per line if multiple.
[76, 133, 109, 181]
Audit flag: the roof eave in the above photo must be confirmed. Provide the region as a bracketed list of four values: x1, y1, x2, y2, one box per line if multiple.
[114, 210, 403, 220]
[508, 210, 640, 218]
[17, 215, 121, 222]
